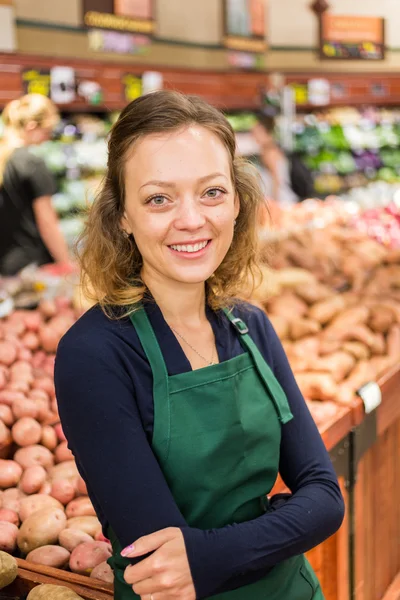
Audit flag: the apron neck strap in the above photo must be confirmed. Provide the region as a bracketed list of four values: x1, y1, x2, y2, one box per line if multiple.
[223, 308, 293, 424]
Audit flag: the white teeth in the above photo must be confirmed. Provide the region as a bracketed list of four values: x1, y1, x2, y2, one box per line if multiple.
[170, 241, 208, 253]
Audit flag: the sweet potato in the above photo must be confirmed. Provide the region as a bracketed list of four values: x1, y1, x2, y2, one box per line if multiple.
[343, 360, 375, 395]
[326, 306, 370, 333]
[318, 338, 342, 356]
[268, 315, 289, 340]
[370, 333, 386, 356]
[51, 480, 76, 506]
[19, 494, 64, 522]
[0, 460, 22, 489]
[69, 541, 112, 575]
[0, 550, 17, 588]
[12, 418, 42, 447]
[290, 318, 321, 341]
[19, 466, 47, 495]
[387, 324, 400, 359]
[66, 497, 95, 519]
[66, 516, 102, 538]
[27, 584, 84, 599]
[308, 296, 347, 325]
[17, 507, 67, 553]
[295, 373, 338, 402]
[368, 305, 395, 333]
[26, 545, 70, 569]
[0, 521, 18, 553]
[90, 560, 114, 583]
[59, 529, 93, 552]
[14, 445, 54, 470]
[312, 352, 356, 383]
[295, 282, 333, 304]
[268, 293, 308, 320]
[342, 342, 370, 361]
[290, 336, 320, 359]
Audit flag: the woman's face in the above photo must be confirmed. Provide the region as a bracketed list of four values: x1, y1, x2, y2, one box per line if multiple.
[122, 125, 239, 287]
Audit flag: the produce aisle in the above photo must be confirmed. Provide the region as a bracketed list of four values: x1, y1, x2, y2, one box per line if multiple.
[0, 196, 400, 599]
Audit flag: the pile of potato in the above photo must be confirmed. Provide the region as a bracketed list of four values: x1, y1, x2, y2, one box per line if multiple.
[251, 224, 400, 424]
[0, 298, 113, 585]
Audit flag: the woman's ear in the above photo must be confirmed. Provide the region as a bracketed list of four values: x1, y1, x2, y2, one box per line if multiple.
[120, 214, 131, 236]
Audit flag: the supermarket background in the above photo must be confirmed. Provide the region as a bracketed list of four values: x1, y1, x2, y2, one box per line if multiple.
[0, 1, 400, 599]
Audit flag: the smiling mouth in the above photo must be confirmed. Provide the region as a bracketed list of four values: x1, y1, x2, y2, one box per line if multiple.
[169, 240, 210, 253]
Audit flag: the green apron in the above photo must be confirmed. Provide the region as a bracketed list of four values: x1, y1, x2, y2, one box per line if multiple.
[108, 307, 324, 600]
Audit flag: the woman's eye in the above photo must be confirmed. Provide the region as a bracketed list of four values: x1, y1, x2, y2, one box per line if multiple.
[205, 188, 225, 199]
[148, 195, 167, 206]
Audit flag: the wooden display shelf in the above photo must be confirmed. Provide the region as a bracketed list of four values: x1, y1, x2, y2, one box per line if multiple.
[320, 405, 353, 451]
[6, 558, 113, 599]
[382, 572, 400, 600]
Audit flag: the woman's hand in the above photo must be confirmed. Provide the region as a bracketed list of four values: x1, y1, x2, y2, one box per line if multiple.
[122, 527, 196, 600]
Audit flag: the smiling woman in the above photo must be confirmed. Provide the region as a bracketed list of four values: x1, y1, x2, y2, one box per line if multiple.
[55, 91, 343, 600]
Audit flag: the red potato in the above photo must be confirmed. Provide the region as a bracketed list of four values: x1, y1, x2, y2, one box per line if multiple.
[49, 461, 79, 483]
[38, 299, 57, 320]
[66, 516, 102, 538]
[12, 399, 38, 420]
[28, 389, 48, 403]
[21, 333, 40, 352]
[0, 342, 18, 367]
[6, 381, 30, 394]
[14, 445, 54, 470]
[59, 529, 93, 552]
[34, 400, 51, 424]
[55, 442, 74, 463]
[54, 423, 66, 443]
[69, 541, 112, 575]
[51, 480, 76, 506]
[0, 421, 11, 450]
[17, 507, 67, 554]
[0, 368, 7, 391]
[26, 545, 70, 569]
[1, 488, 25, 512]
[39, 480, 52, 495]
[31, 351, 47, 370]
[0, 391, 25, 407]
[19, 494, 64, 522]
[0, 521, 18, 553]
[0, 508, 19, 526]
[0, 405, 14, 427]
[94, 531, 110, 543]
[55, 297, 72, 311]
[38, 327, 60, 354]
[66, 497, 95, 519]
[41, 426, 58, 451]
[12, 418, 42, 447]
[17, 348, 32, 362]
[0, 460, 22, 489]
[75, 476, 88, 497]
[90, 560, 114, 583]
[3, 320, 25, 337]
[23, 312, 43, 332]
[32, 377, 55, 398]
[19, 466, 47, 495]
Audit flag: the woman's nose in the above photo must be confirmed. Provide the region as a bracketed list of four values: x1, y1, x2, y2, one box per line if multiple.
[174, 199, 206, 230]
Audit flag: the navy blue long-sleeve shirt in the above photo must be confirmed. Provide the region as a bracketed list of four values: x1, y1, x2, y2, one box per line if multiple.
[54, 300, 344, 599]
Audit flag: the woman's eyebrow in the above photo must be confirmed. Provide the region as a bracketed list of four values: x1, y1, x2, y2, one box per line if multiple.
[139, 172, 228, 190]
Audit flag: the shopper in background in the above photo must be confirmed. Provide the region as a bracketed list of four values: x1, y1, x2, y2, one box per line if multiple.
[55, 91, 343, 600]
[253, 112, 315, 206]
[0, 94, 72, 275]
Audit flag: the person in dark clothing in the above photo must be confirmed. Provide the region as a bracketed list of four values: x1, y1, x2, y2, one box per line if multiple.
[0, 94, 72, 275]
[54, 91, 344, 600]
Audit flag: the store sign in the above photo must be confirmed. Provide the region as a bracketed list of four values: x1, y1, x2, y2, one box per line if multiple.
[22, 69, 51, 97]
[308, 78, 331, 106]
[122, 74, 142, 103]
[83, 0, 155, 34]
[320, 14, 385, 60]
[88, 28, 150, 54]
[223, 0, 267, 54]
[290, 83, 308, 106]
[114, 0, 152, 19]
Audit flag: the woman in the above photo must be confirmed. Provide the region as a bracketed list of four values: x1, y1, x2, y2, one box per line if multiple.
[252, 113, 314, 206]
[0, 94, 72, 275]
[54, 91, 344, 600]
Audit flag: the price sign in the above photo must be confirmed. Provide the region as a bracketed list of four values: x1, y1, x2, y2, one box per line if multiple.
[357, 381, 382, 414]
[291, 84, 308, 105]
[22, 69, 51, 97]
[122, 74, 142, 103]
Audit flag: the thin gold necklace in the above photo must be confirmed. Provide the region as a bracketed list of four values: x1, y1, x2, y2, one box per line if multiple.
[170, 326, 216, 366]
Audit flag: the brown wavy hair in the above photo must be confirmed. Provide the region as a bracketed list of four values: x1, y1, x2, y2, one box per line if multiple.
[79, 90, 265, 315]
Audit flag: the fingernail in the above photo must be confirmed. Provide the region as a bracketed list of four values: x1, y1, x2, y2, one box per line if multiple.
[121, 544, 135, 557]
